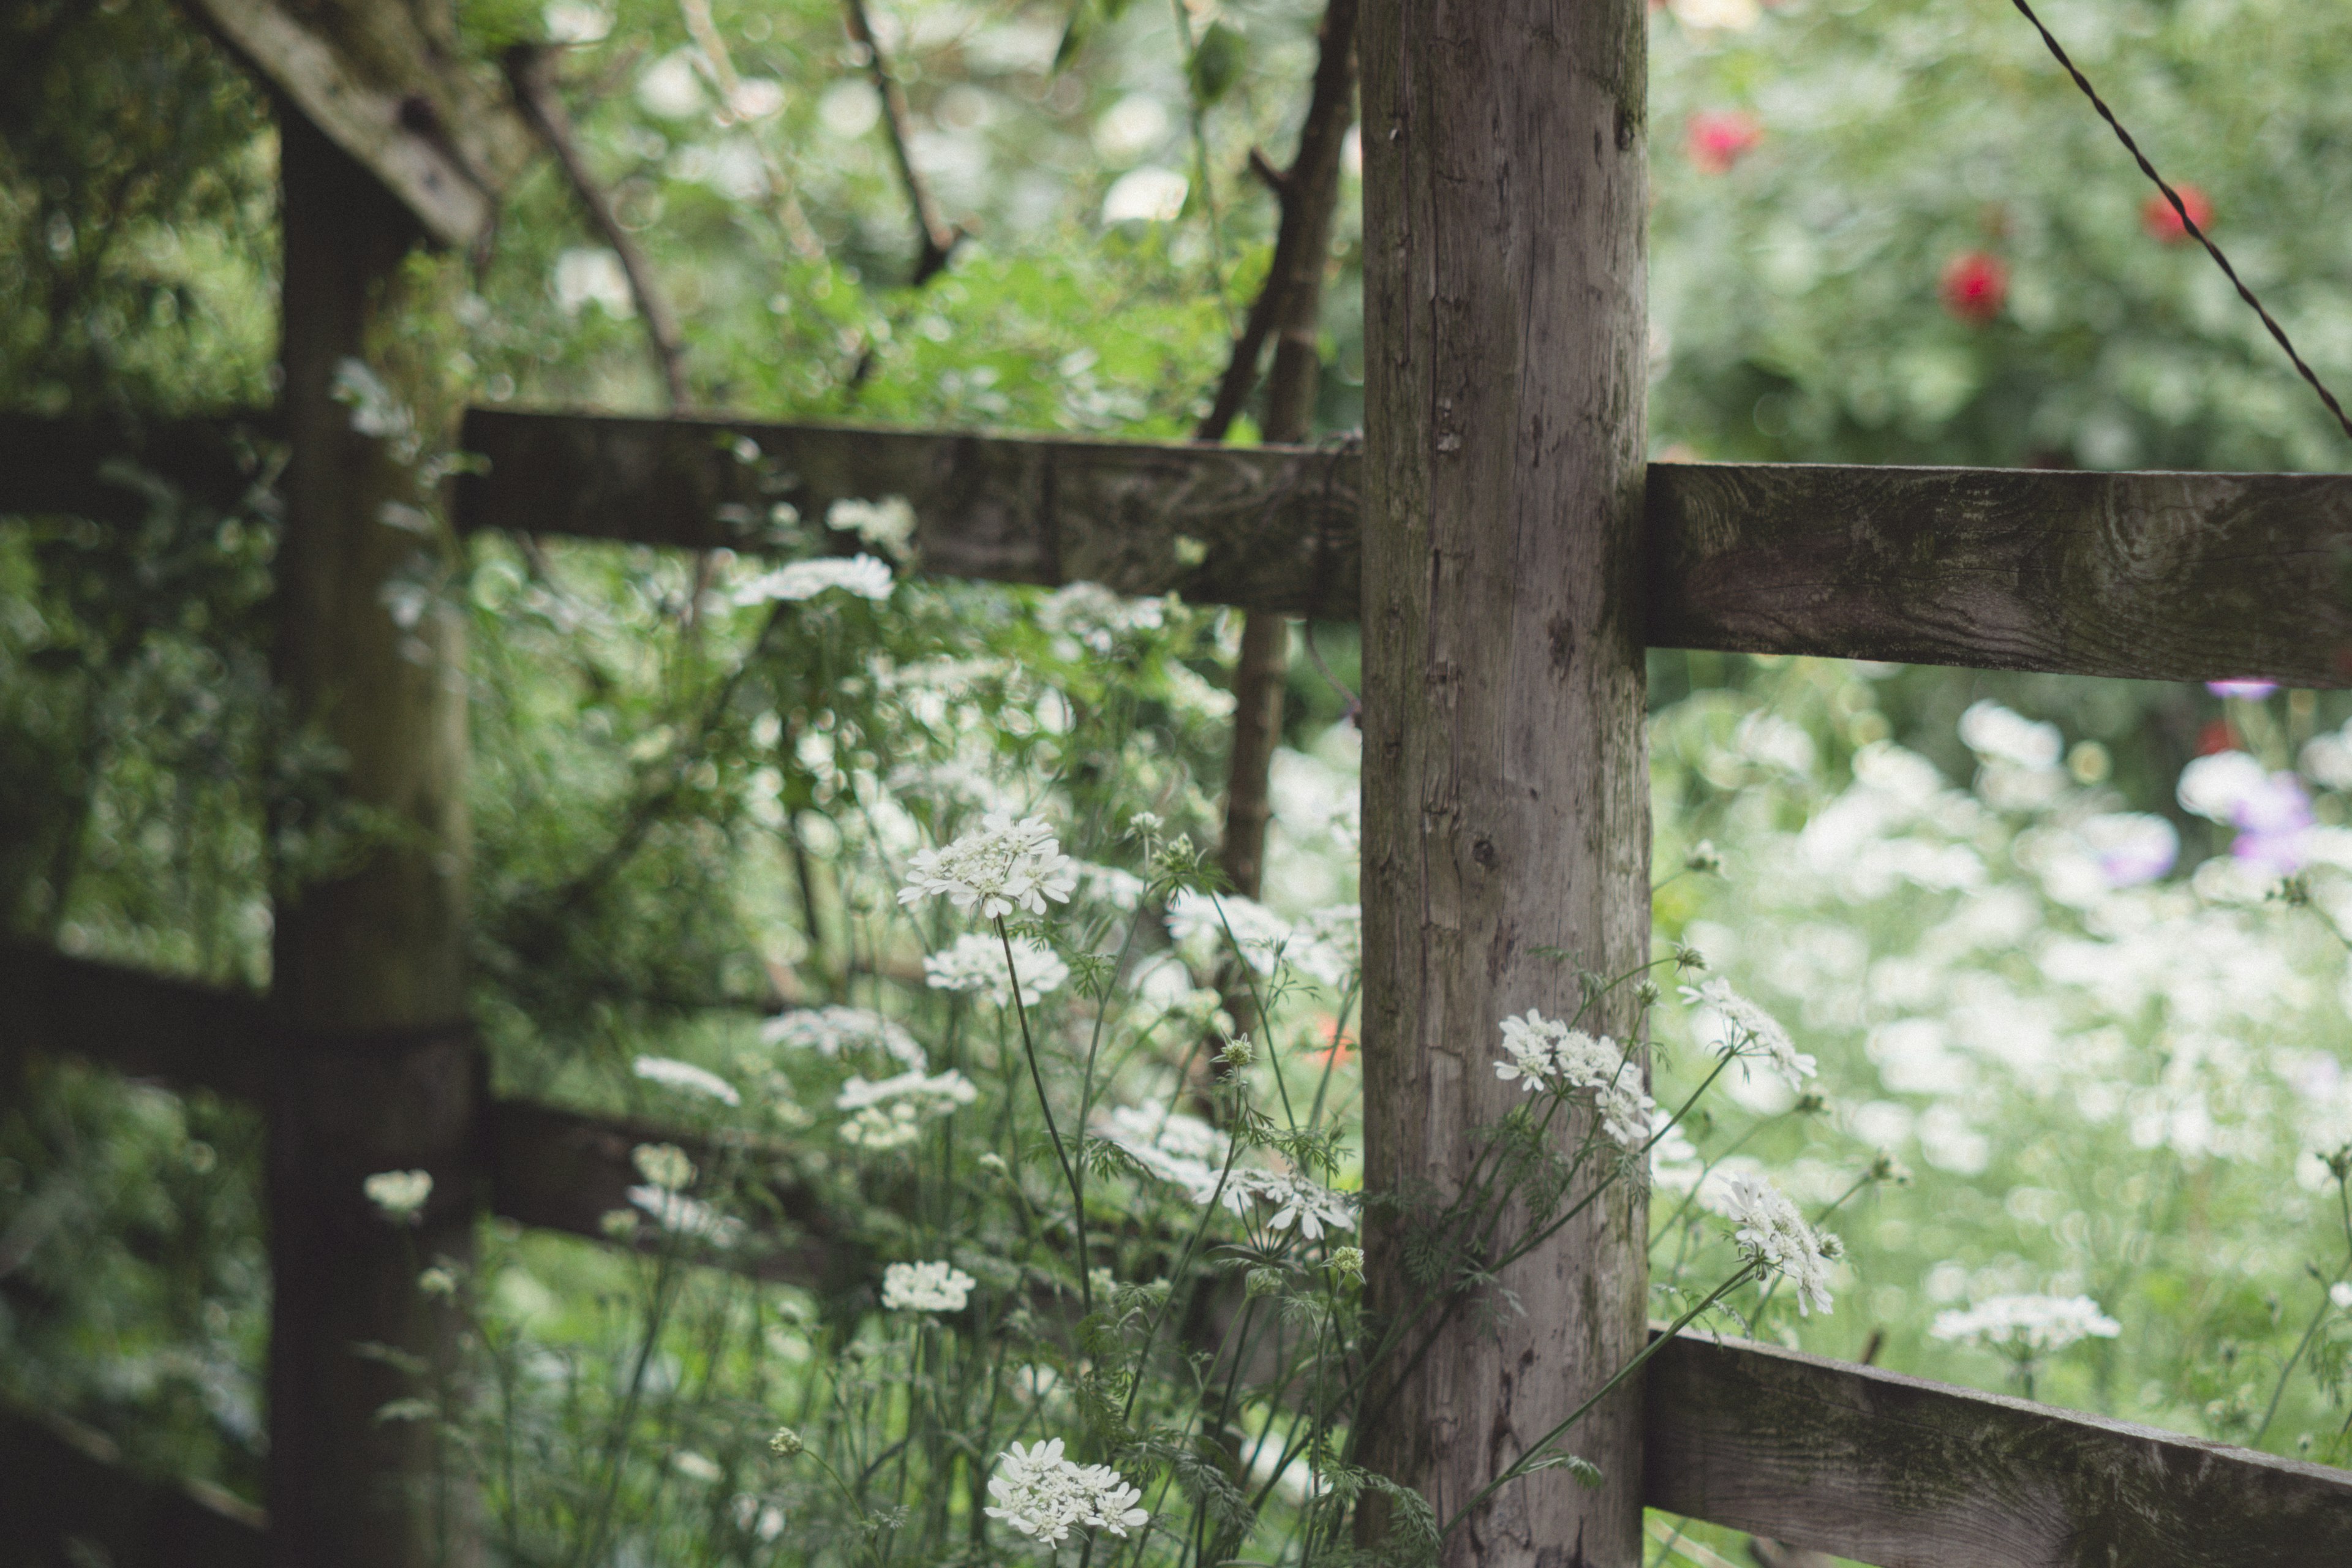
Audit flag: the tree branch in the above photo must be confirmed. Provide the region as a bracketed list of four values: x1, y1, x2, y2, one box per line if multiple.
[505, 45, 692, 410]
[842, 0, 963, 285]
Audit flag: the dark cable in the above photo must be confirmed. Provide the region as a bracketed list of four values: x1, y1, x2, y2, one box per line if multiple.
[2007, 0, 2352, 443]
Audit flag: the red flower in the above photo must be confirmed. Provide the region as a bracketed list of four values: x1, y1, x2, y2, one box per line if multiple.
[1939, 250, 2008, 325]
[2195, 718, 2239, 756]
[1687, 111, 1762, 175]
[2142, 183, 2213, 244]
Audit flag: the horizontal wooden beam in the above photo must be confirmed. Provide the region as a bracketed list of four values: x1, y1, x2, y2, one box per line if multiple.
[9, 410, 2352, 681]
[0, 1403, 265, 1568]
[1, 943, 276, 1102]
[1642, 1326, 2352, 1568]
[1646, 462, 2352, 687]
[0, 414, 275, 527]
[454, 408, 1365, 617]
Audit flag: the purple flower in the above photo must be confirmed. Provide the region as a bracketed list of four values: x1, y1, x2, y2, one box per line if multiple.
[2206, 680, 2279, 701]
[2230, 772, 2313, 875]
[2081, 814, 2177, 888]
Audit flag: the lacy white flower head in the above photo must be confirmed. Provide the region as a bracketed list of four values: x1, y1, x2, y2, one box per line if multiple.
[898, 812, 1078, 921]
[1492, 1010, 1656, 1150]
[734, 554, 894, 605]
[826, 495, 916, 559]
[633, 1054, 742, 1106]
[628, 1185, 745, 1248]
[1721, 1172, 1840, 1316]
[880, 1259, 976, 1313]
[363, 1169, 433, 1223]
[1289, 903, 1363, 989]
[1930, 1294, 2120, 1355]
[1165, 888, 1292, 976]
[1680, 978, 1817, 1090]
[1223, 1170, 1359, 1240]
[631, 1142, 696, 1192]
[922, 931, 1069, 1007]
[984, 1439, 1150, 1546]
[834, 1069, 978, 1150]
[1099, 1102, 1231, 1204]
[1036, 581, 1166, 654]
[760, 1005, 926, 1071]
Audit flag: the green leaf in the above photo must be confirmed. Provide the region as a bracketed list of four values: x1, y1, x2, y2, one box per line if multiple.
[1188, 21, 1247, 107]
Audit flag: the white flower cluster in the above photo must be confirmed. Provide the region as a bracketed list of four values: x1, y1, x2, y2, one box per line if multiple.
[1036, 581, 1166, 654]
[1721, 1172, 1840, 1316]
[363, 1169, 432, 1221]
[1098, 1104, 1355, 1237]
[881, 1259, 976, 1313]
[627, 1186, 745, 1247]
[984, 1439, 1149, 1546]
[834, 1068, 978, 1149]
[1493, 1011, 1655, 1150]
[633, 1054, 742, 1106]
[1165, 889, 1292, 977]
[1930, 1294, 2120, 1354]
[899, 812, 1078, 921]
[826, 495, 916, 559]
[761, 1005, 926, 1071]
[735, 554, 894, 605]
[1681, 978, 1818, 1089]
[923, 931, 1069, 1007]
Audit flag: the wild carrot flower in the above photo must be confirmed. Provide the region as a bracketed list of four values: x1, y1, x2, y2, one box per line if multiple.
[881, 1259, 976, 1312]
[1493, 1010, 1656, 1149]
[631, 1142, 696, 1191]
[1721, 1172, 1840, 1316]
[922, 931, 1069, 1005]
[734, 554, 894, 604]
[898, 812, 1077, 921]
[1681, 978, 1817, 1089]
[1930, 1294, 2119, 1353]
[760, 1005, 926, 1069]
[632, 1055, 741, 1106]
[363, 1169, 432, 1223]
[983, 1439, 1149, 1545]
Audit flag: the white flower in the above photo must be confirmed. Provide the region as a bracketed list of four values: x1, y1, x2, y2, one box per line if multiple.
[898, 812, 1079, 921]
[1075, 862, 1148, 911]
[1099, 1103, 1230, 1203]
[826, 496, 916, 559]
[1681, 978, 1817, 1089]
[363, 1169, 433, 1221]
[834, 1069, 978, 1148]
[735, 554, 894, 605]
[633, 1055, 742, 1106]
[1721, 1172, 1839, 1317]
[761, 1005, 926, 1070]
[631, 1142, 696, 1191]
[2334, 1281, 2352, 1312]
[1036, 581, 1166, 652]
[627, 1185, 746, 1247]
[881, 1259, 976, 1312]
[1491, 1011, 1656, 1149]
[1165, 889, 1292, 976]
[984, 1439, 1150, 1546]
[1232, 1170, 1358, 1240]
[922, 931, 1069, 1006]
[1930, 1294, 2120, 1354]
[671, 1449, 724, 1483]
[1290, 904, 1362, 989]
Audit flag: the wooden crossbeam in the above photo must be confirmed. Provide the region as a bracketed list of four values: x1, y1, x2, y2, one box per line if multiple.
[15, 943, 2352, 1566]
[1644, 1327, 2352, 1567]
[10, 409, 2345, 685]
[0, 1402, 265, 1568]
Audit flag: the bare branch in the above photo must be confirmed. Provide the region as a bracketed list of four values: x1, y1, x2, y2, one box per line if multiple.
[842, 0, 963, 286]
[505, 45, 692, 410]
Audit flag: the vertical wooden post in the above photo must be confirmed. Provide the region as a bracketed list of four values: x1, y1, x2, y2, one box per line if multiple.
[1357, 1, 1650, 1564]
[270, 111, 478, 1568]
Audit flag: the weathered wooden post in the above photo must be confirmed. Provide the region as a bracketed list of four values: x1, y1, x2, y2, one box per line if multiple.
[1357, 2, 1651, 1563]
[268, 111, 479, 1568]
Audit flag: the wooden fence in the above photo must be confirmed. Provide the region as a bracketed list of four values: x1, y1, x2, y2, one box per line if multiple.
[7, 410, 2352, 1564]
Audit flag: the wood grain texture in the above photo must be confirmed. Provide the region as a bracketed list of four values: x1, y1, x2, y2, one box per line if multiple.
[1648, 461, 2352, 685]
[183, 0, 532, 247]
[1355, 1, 1651, 1563]
[456, 407, 1364, 615]
[1642, 1327, 2352, 1568]
[0, 1403, 266, 1568]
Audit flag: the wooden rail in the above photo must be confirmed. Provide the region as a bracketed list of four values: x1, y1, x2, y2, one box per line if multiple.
[1644, 1327, 2352, 1567]
[10, 410, 2352, 684]
[0, 1403, 265, 1568]
[11, 944, 2352, 1566]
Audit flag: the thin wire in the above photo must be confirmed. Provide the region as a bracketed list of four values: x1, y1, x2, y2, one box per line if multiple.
[2006, 0, 2352, 443]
